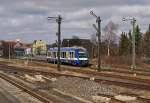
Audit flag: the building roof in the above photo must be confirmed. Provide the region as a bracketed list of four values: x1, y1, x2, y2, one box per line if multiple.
[1, 40, 32, 49]
[14, 42, 32, 49]
[62, 38, 92, 46]
[3, 41, 17, 46]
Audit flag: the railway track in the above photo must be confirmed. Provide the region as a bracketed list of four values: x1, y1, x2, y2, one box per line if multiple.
[96, 94, 126, 103]
[0, 70, 89, 103]
[0, 72, 53, 103]
[23, 58, 150, 74]
[102, 68, 150, 77]
[111, 65, 150, 74]
[0, 64, 150, 102]
[1, 64, 150, 92]
[97, 93, 150, 103]
[24, 58, 150, 78]
[3, 58, 150, 77]
[119, 93, 150, 103]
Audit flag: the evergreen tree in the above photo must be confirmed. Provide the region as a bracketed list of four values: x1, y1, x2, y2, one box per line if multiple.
[119, 32, 130, 55]
[128, 30, 132, 54]
[143, 25, 150, 58]
[135, 25, 142, 56]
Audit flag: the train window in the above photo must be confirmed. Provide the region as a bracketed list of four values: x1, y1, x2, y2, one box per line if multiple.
[69, 52, 74, 58]
[61, 52, 66, 58]
[55, 52, 57, 58]
[61, 52, 63, 58]
[53, 52, 54, 58]
[72, 52, 75, 58]
[72, 52, 73, 58]
[69, 52, 71, 58]
[64, 52, 66, 58]
[53, 52, 57, 58]
[51, 52, 53, 57]
[62, 52, 64, 58]
[79, 52, 87, 58]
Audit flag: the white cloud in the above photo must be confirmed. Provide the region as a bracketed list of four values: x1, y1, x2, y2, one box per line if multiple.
[118, 5, 150, 17]
[0, 0, 150, 43]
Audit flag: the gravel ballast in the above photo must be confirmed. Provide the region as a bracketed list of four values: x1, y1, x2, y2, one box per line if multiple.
[48, 76, 117, 101]
[42, 76, 150, 103]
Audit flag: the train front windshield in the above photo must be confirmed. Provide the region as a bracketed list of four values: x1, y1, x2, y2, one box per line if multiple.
[78, 52, 88, 58]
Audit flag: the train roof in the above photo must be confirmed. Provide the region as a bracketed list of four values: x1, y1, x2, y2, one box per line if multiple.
[49, 46, 87, 51]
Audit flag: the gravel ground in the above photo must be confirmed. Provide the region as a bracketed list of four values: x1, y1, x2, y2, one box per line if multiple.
[48, 76, 117, 101]
[44, 76, 150, 103]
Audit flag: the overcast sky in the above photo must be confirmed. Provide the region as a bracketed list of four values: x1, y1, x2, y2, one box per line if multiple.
[0, 0, 150, 44]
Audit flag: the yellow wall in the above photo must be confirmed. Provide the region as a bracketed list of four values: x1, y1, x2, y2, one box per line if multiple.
[32, 40, 47, 55]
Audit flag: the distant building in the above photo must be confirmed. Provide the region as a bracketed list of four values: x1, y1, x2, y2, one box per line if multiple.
[0, 40, 32, 58]
[32, 40, 47, 55]
[14, 41, 32, 57]
[2, 41, 17, 57]
[62, 39, 96, 58]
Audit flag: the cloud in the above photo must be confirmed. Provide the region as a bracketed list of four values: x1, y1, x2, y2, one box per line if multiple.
[0, 0, 150, 43]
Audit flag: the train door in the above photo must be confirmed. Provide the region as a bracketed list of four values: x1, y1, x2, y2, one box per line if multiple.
[66, 51, 69, 63]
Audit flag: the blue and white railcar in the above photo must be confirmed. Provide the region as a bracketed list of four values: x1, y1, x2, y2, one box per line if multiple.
[46, 47, 89, 66]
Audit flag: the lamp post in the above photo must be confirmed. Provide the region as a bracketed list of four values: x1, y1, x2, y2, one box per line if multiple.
[90, 11, 101, 71]
[122, 17, 136, 70]
[48, 15, 62, 71]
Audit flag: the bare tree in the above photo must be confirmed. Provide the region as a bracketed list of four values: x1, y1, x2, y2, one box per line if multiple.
[90, 34, 97, 58]
[103, 21, 119, 56]
[90, 34, 97, 46]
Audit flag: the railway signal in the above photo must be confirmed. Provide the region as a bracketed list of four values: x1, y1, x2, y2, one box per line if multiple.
[122, 17, 136, 70]
[90, 10, 101, 71]
[48, 15, 62, 71]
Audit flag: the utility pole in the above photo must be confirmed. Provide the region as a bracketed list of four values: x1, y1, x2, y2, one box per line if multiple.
[131, 18, 136, 70]
[97, 16, 101, 71]
[57, 15, 62, 71]
[48, 15, 62, 71]
[122, 17, 136, 70]
[90, 11, 101, 71]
